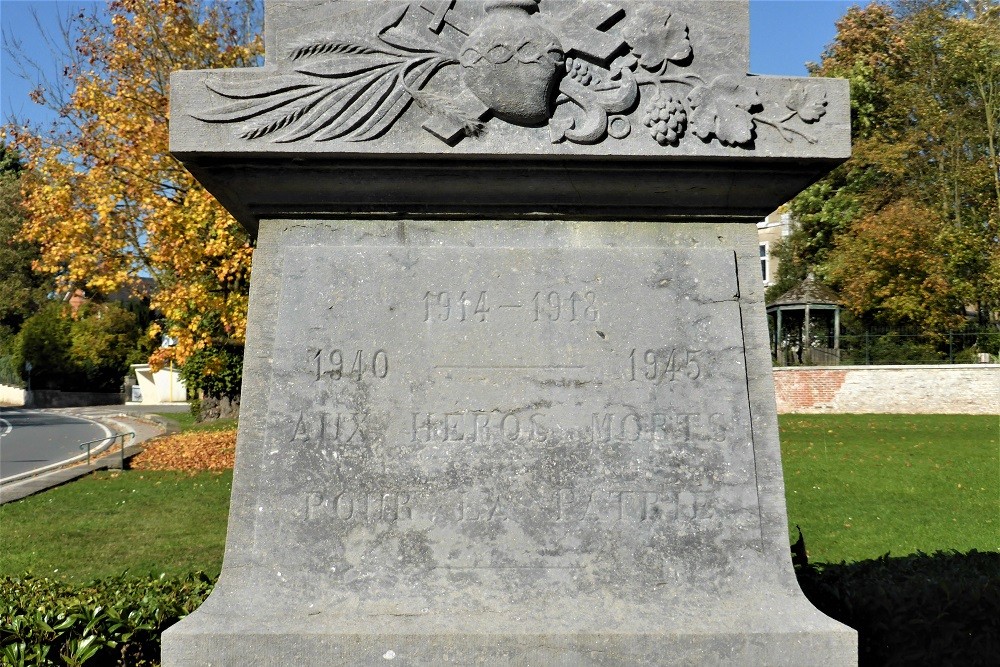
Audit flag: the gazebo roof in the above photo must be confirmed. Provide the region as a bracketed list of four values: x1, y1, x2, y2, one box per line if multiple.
[767, 274, 842, 308]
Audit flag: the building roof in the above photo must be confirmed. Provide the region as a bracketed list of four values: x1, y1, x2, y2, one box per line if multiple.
[767, 274, 842, 308]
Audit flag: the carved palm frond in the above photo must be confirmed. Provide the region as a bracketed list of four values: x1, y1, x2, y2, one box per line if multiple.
[346, 58, 455, 143]
[289, 42, 390, 61]
[196, 5, 460, 145]
[196, 55, 456, 144]
[196, 82, 325, 125]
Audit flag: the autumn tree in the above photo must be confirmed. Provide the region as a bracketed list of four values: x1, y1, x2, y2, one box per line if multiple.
[5, 0, 262, 411]
[11, 300, 145, 392]
[0, 144, 48, 354]
[776, 0, 1000, 331]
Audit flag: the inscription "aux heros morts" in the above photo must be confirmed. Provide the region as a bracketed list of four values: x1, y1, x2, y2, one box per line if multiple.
[410, 410, 728, 445]
[286, 409, 727, 445]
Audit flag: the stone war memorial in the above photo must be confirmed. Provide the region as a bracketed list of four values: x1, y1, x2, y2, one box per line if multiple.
[165, 1, 856, 664]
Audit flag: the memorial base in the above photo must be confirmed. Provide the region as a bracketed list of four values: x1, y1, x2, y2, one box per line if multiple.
[162, 220, 856, 665]
[164, 588, 855, 665]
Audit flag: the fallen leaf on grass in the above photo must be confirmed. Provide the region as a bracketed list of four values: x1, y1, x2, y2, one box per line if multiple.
[131, 430, 237, 473]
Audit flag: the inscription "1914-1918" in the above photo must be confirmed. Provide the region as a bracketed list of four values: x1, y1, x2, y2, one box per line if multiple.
[424, 290, 598, 323]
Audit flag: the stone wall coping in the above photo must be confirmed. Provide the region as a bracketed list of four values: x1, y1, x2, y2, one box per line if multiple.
[772, 364, 1000, 372]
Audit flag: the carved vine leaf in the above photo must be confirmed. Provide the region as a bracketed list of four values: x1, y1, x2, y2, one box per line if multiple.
[620, 7, 691, 72]
[686, 75, 761, 147]
[784, 85, 828, 123]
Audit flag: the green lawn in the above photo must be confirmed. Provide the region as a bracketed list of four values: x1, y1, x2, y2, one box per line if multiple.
[780, 414, 1000, 564]
[0, 415, 995, 581]
[155, 412, 238, 433]
[0, 470, 231, 581]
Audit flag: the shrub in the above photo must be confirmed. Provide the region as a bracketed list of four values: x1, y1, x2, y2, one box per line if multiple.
[796, 549, 1000, 666]
[0, 572, 213, 666]
[10, 301, 145, 393]
[179, 345, 243, 420]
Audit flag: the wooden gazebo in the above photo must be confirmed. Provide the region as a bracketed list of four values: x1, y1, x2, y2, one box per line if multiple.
[767, 274, 843, 365]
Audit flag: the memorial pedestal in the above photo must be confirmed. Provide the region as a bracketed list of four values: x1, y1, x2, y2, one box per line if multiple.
[165, 1, 856, 663]
[162, 221, 854, 665]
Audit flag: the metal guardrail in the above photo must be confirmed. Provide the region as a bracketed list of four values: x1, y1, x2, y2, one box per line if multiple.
[79, 431, 136, 469]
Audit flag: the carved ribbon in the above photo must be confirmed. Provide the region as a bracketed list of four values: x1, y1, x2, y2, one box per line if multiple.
[550, 67, 638, 144]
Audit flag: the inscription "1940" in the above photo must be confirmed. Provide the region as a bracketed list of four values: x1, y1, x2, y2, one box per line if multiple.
[311, 348, 389, 381]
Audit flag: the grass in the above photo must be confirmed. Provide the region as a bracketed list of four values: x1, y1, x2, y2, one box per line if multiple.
[154, 411, 238, 433]
[0, 415, 995, 581]
[0, 470, 231, 581]
[780, 414, 1000, 564]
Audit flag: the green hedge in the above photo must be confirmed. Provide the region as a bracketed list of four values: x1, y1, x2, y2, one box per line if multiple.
[797, 550, 1000, 666]
[3, 553, 998, 665]
[0, 573, 213, 666]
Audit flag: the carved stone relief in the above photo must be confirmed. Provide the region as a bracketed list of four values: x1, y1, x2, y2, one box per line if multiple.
[194, 0, 829, 148]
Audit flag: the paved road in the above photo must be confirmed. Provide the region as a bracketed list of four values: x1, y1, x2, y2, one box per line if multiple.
[0, 408, 112, 481]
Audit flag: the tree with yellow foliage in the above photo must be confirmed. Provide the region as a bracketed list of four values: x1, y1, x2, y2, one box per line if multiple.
[6, 0, 261, 410]
[777, 0, 1000, 334]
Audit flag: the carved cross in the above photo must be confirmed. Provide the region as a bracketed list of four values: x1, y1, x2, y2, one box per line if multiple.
[421, 90, 491, 145]
[420, 0, 456, 34]
[551, 1, 626, 65]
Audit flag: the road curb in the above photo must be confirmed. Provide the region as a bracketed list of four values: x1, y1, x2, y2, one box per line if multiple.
[0, 413, 165, 505]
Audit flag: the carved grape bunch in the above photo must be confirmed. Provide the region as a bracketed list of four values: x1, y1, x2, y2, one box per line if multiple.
[642, 96, 687, 146]
[565, 57, 594, 86]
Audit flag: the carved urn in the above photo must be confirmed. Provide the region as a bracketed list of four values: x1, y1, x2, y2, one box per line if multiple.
[460, 0, 564, 125]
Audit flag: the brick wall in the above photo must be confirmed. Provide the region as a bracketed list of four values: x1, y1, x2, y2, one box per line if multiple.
[773, 365, 1000, 414]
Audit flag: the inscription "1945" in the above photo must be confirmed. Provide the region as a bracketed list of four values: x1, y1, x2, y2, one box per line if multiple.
[628, 347, 702, 383]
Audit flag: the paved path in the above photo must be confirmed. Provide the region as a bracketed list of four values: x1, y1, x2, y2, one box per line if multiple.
[0, 408, 111, 481]
[0, 407, 178, 504]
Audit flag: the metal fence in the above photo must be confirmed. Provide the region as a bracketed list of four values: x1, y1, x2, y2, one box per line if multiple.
[771, 328, 1000, 366]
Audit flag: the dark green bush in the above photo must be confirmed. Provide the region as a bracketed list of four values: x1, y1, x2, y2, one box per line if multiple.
[10, 302, 145, 393]
[0, 572, 213, 666]
[796, 550, 1000, 666]
[4, 553, 998, 665]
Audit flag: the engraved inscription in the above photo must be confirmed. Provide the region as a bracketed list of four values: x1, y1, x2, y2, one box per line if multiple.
[532, 290, 598, 322]
[291, 411, 369, 444]
[591, 411, 727, 444]
[554, 489, 715, 523]
[424, 290, 490, 322]
[302, 488, 723, 526]
[454, 492, 509, 522]
[628, 347, 702, 383]
[311, 348, 389, 381]
[411, 410, 549, 444]
[307, 491, 411, 522]
[408, 409, 727, 445]
[424, 289, 599, 324]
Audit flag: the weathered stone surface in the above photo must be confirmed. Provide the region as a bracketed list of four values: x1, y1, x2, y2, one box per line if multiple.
[163, 221, 855, 664]
[164, 1, 856, 664]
